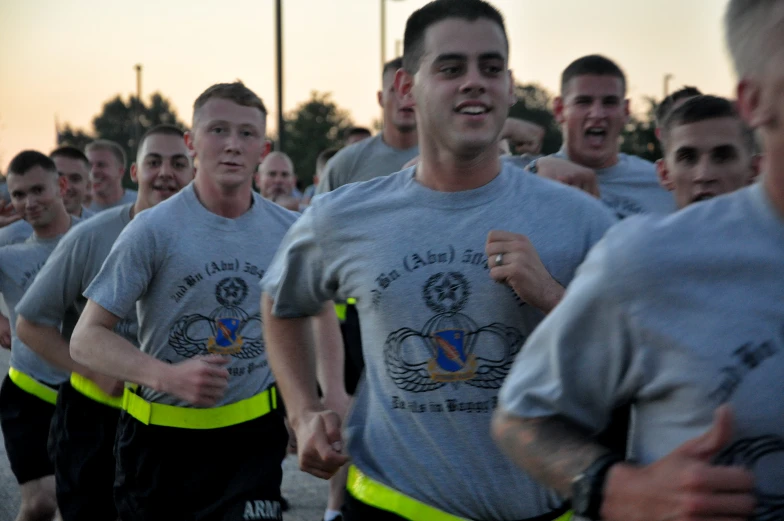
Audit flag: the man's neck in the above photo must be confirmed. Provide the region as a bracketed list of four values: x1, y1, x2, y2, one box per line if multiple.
[416, 142, 502, 192]
[381, 124, 418, 151]
[763, 148, 784, 220]
[564, 142, 620, 170]
[193, 175, 253, 219]
[95, 185, 124, 207]
[33, 206, 72, 239]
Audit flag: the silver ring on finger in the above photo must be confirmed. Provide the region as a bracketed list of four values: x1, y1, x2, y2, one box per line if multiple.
[495, 253, 504, 266]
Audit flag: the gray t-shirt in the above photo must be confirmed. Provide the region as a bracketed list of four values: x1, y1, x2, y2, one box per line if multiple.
[0, 221, 80, 385]
[16, 204, 137, 345]
[315, 134, 419, 194]
[85, 183, 298, 407]
[263, 165, 616, 520]
[553, 149, 675, 218]
[0, 207, 93, 248]
[88, 189, 137, 213]
[499, 182, 784, 509]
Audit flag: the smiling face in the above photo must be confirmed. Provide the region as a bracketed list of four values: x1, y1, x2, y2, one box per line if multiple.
[555, 74, 629, 169]
[400, 17, 515, 160]
[131, 132, 194, 210]
[8, 166, 67, 230]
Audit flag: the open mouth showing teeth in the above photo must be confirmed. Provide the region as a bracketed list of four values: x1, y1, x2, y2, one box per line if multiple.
[585, 128, 607, 137]
[693, 194, 714, 202]
[457, 106, 489, 115]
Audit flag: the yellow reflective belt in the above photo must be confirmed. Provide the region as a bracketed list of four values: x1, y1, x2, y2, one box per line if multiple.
[122, 386, 277, 430]
[8, 368, 58, 405]
[335, 298, 358, 322]
[347, 466, 572, 521]
[70, 373, 123, 409]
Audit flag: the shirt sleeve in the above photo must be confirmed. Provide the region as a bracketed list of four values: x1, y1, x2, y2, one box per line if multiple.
[498, 222, 651, 435]
[83, 214, 160, 319]
[260, 202, 340, 318]
[15, 234, 85, 327]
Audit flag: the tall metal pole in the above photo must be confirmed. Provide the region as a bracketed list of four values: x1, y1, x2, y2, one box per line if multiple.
[134, 64, 143, 158]
[380, 0, 386, 87]
[276, 0, 285, 152]
[663, 73, 673, 98]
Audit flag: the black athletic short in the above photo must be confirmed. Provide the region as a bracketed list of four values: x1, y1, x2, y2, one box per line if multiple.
[49, 381, 120, 521]
[341, 303, 364, 395]
[114, 407, 288, 521]
[342, 491, 571, 521]
[0, 375, 56, 484]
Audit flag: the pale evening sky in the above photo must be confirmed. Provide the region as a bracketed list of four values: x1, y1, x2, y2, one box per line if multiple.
[0, 0, 734, 168]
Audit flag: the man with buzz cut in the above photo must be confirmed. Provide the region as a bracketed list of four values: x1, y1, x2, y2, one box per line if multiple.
[261, 1, 617, 520]
[85, 139, 137, 212]
[492, 2, 784, 521]
[16, 124, 194, 521]
[528, 55, 675, 217]
[0, 150, 82, 521]
[70, 82, 346, 521]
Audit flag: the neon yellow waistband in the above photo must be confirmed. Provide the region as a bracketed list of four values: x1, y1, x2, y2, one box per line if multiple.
[8, 368, 58, 405]
[347, 465, 573, 521]
[70, 373, 123, 409]
[122, 386, 278, 430]
[335, 298, 357, 322]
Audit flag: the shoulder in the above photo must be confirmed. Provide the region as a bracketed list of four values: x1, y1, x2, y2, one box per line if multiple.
[0, 220, 32, 245]
[314, 167, 408, 210]
[251, 194, 300, 230]
[60, 204, 129, 246]
[618, 153, 657, 176]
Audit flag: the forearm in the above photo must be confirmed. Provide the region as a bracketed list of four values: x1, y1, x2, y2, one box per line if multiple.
[16, 316, 87, 374]
[262, 295, 322, 425]
[312, 302, 346, 399]
[70, 323, 169, 391]
[491, 410, 610, 497]
[539, 281, 565, 314]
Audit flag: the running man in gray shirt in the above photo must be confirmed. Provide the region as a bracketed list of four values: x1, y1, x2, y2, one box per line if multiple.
[491, 3, 781, 520]
[85, 139, 138, 213]
[262, 2, 616, 520]
[70, 82, 344, 521]
[16, 125, 194, 521]
[0, 150, 80, 521]
[528, 55, 675, 218]
[316, 57, 419, 195]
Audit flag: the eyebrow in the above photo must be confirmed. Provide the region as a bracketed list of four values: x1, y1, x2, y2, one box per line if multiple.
[144, 153, 189, 161]
[434, 52, 505, 63]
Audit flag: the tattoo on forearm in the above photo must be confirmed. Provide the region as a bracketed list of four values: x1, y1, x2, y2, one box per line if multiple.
[494, 413, 610, 497]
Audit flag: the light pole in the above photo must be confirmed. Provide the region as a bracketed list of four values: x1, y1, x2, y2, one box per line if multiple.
[663, 73, 674, 98]
[134, 64, 143, 153]
[380, 0, 405, 85]
[276, 0, 285, 151]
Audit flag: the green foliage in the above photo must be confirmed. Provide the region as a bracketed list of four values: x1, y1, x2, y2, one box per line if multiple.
[281, 92, 354, 184]
[620, 97, 661, 162]
[59, 93, 186, 188]
[508, 83, 563, 155]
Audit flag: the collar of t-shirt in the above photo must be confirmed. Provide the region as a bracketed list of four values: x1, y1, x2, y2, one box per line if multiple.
[25, 215, 79, 246]
[403, 162, 515, 210]
[181, 182, 261, 232]
[554, 146, 631, 179]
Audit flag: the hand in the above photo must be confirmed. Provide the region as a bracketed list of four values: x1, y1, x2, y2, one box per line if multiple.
[322, 389, 352, 422]
[602, 406, 756, 521]
[502, 118, 545, 155]
[530, 156, 600, 198]
[292, 407, 349, 480]
[160, 355, 230, 407]
[486, 230, 564, 313]
[0, 200, 21, 228]
[0, 314, 11, 350]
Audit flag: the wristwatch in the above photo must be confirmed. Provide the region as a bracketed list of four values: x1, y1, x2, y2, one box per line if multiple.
[571, 453, 624, 520]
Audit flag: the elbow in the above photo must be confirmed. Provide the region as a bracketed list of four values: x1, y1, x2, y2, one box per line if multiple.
[15, 316, 34, 351]
[69, 324, 89, 366]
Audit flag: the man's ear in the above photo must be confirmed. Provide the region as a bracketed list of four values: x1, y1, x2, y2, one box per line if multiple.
[553, 96, 566, 125]
[656, 157, 674, 191]
[130, 163, 138, 184]
[58, 175, 68, 197]
[749, 153, 764, 184]
[394, 68, 416, 110]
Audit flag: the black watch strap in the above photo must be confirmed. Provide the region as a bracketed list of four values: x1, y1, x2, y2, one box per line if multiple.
[571, 453, 624, 520]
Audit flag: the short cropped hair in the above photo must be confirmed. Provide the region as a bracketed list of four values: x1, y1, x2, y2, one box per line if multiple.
[138, 124, 186, 157]
[345, 127, 372, 140]
[316, 148, 340, 173]
[8, 150, 57, 177]
[193, 81, 267, 125]
[655, 86, 702, 127]
[50, 146, 89, 166]
[383, 57, 404, 81]
[661, 95, 754, 155]
[85, 140, 127, 168]
[403, 0, 507, 74]
[561, 55, 626, 95]
[725, 0, 784, 78]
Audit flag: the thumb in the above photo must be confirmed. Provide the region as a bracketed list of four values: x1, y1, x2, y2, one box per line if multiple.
[321, 411, 344, 453]
[679, 405, 734, 461]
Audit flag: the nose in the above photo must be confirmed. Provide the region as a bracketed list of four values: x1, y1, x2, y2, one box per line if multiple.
[459, 64, 486, 95]
[224, 129, 242, 154]
[159, 160, 174, 178]
[588, 100, 607, 119]
[694, 155, 719, 184]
